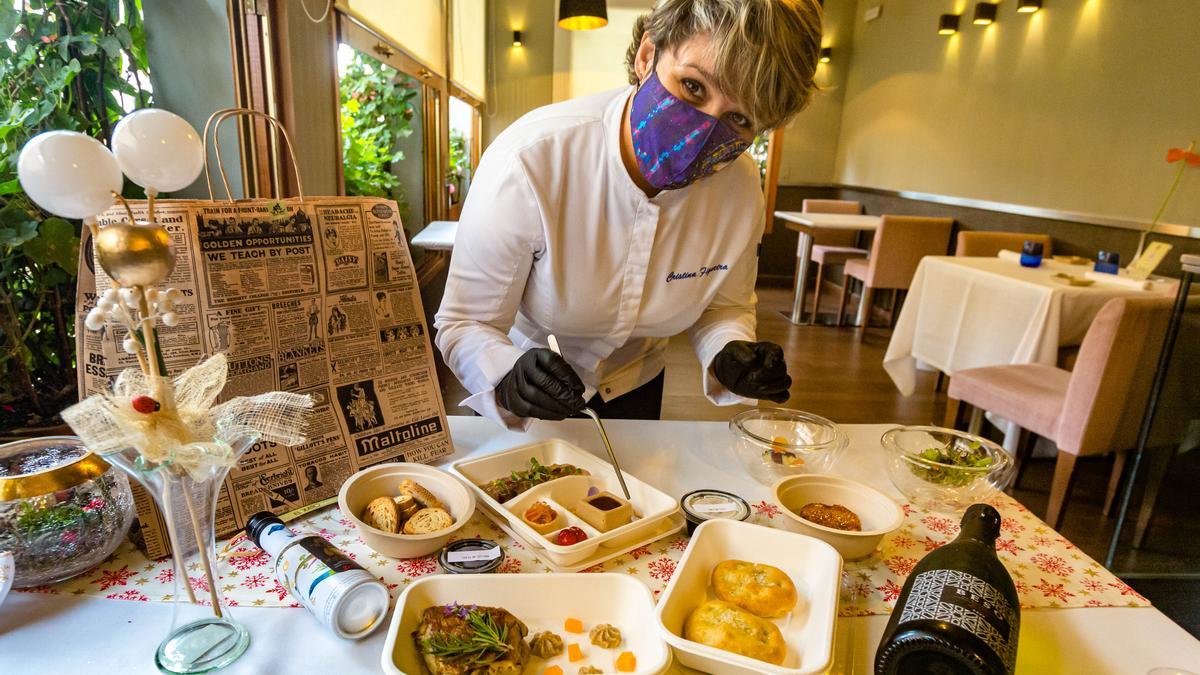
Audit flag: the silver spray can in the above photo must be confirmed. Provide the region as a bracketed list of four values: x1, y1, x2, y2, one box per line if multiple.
[246, 512, 389, 639]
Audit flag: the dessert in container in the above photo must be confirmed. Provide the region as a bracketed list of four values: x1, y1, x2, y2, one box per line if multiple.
[728, 408, 848, 484]
[575, 490, 634, 532]
[520, 500, 566, 535]
[449, 439, 680, 568]
[773, 474, 904, 560]
[382, 572, 672, 675]
[655, 519, 841, 675]
[880, 425, 1013, 513]
[337, 462, 474, 559]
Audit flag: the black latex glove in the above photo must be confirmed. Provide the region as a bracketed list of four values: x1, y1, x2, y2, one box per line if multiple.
[713, 340, 792, 403]
[495, 348, 588, 420]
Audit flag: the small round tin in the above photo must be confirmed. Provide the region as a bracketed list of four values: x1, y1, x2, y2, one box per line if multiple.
[438, 538, 505, 574]
[681, 489, 750, 536]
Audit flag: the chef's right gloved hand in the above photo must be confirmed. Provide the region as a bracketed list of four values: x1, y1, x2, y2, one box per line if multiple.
[495, 348, 588, 420]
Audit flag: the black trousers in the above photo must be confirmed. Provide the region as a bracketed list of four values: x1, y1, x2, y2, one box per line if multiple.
[580, 370, 665, 421]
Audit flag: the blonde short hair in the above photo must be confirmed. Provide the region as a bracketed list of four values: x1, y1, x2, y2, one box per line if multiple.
[624, 0, 823, 131]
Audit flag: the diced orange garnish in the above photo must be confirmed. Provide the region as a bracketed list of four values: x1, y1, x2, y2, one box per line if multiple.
[567, 643, 584, 662]
[616, 651, 637, 672]
[564, 617, 584, 633]
[543, 667, 563, 675]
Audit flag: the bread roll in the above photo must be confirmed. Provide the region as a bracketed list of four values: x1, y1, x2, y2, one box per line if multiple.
[398, 479, 445, 510]
[683, 600, 786, 665]
[361, 496, 401, 533]
[403, 507, 454, 534]
[711, 560, 797, 618]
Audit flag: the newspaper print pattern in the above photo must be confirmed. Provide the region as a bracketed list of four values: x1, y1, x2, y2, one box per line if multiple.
[77, 198, 453, 558]
[30, 492, 1148, 616]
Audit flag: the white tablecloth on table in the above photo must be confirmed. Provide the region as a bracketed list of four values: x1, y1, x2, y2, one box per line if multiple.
[883, 256, 1173, 395]
[1, 417, 1197, 674]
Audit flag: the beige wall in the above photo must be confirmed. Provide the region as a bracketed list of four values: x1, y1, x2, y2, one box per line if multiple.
[555, 6, 648, 101]
[484, 0, 557, 145]
[832, 0, 1200, 227]
[777, 0, 858, 185]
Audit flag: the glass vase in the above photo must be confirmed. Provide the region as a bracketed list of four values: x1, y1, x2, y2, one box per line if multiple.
[103, 437, 256, 674]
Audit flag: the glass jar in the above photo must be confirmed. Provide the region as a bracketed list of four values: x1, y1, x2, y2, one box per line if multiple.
[0, 436, 134, 587]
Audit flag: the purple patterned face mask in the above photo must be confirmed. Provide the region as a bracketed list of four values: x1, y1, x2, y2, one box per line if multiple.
[630, 70, 751, 190]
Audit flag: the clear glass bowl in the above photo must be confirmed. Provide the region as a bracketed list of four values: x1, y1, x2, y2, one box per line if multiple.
[0, 436, 134, 587]
[729, 408, 848, 484]
[881, 426, 1013, 513]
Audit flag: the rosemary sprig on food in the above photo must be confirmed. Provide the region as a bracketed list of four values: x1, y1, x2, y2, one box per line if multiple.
[420, 607, 512, 665]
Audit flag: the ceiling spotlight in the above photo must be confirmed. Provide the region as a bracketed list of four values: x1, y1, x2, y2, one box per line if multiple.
[973, 2, 998, 25]
[819, 47, 832, 63]
[938, 14, 961, 35]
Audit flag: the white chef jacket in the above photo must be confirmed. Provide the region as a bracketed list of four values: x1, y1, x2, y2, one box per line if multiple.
[434, 86, 764, 429]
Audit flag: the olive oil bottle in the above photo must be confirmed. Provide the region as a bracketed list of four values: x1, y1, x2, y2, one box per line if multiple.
[875, 503, 1020, 675]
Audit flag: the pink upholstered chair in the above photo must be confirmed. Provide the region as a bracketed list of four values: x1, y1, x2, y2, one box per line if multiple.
[840, 215, 954, 337]
[956, 231, 1053, 258]
[801, 199, 866, 325]
[946, 296, 1173, 529]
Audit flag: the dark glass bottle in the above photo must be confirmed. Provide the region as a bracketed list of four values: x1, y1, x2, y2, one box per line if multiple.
[874, 503, 1020, 675]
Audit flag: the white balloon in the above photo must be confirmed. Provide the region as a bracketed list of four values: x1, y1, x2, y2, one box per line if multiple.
[111, 109, 205, 193]
[17, 131, 123, 219]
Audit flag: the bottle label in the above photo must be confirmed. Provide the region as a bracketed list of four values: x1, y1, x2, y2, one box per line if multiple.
[898, 569, 1019, 671]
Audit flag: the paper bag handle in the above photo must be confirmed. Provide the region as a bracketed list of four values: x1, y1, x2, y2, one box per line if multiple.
[202, 107, 306, 202]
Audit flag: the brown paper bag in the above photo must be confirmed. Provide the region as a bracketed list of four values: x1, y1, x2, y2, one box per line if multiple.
[76, 109, 451, 557]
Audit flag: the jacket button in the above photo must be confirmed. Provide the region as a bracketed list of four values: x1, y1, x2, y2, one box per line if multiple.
[604, 387, 612, 394]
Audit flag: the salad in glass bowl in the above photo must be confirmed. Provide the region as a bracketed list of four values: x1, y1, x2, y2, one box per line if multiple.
[881, 426, 1013, 513]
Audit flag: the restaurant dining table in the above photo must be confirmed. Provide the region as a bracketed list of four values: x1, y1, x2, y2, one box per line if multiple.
[3, 415, 1198, 674]
[410, 220, 458, 251]
[774, 211, 882, 325]
[883, 255, 1176, 396]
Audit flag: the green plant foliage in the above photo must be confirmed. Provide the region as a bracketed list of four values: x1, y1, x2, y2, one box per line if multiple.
[748, 133, 769, 185]
[23, 217, 79, 272]
[447, 128, 467, 204]
[339, 48, 416, 206]
[0, 0, 151, 425]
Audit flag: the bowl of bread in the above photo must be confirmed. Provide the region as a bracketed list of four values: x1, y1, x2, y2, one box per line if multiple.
[338, 462, 475, 559]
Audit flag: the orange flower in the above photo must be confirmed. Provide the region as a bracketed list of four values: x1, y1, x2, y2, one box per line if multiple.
[1166, 148, 1200, 166]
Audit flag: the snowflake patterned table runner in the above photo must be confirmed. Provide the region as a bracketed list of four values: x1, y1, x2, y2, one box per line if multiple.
[25, 492, 1147, 616]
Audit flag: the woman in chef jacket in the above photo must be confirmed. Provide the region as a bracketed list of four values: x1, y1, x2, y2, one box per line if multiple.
[435, 0, 823, 428]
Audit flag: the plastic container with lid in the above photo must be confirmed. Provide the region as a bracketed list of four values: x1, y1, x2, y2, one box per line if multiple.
[438, 538, 505, 574]
[680, 489, 750, 535]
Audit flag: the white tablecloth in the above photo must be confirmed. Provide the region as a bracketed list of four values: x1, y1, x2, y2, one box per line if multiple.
[2, 417, 1198, 674]
[883, 256, 1173, 395]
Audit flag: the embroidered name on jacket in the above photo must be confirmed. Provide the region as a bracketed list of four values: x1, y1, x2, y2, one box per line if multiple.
[666, 264, 729, 283]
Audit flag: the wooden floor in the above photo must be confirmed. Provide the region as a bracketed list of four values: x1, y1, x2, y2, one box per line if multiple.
[433, 283, 1200, 638]
[437, 285, 944, 425]
[660, 286, 944, 424]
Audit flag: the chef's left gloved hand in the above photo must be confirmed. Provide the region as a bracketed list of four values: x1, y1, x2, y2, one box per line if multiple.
[713, 340, 792, 403]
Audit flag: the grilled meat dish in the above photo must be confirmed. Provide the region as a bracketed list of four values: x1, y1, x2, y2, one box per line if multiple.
[413, 604, 530, 675]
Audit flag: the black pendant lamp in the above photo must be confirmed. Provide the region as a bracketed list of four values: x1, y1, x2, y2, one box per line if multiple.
[559, 0, 608, 31]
